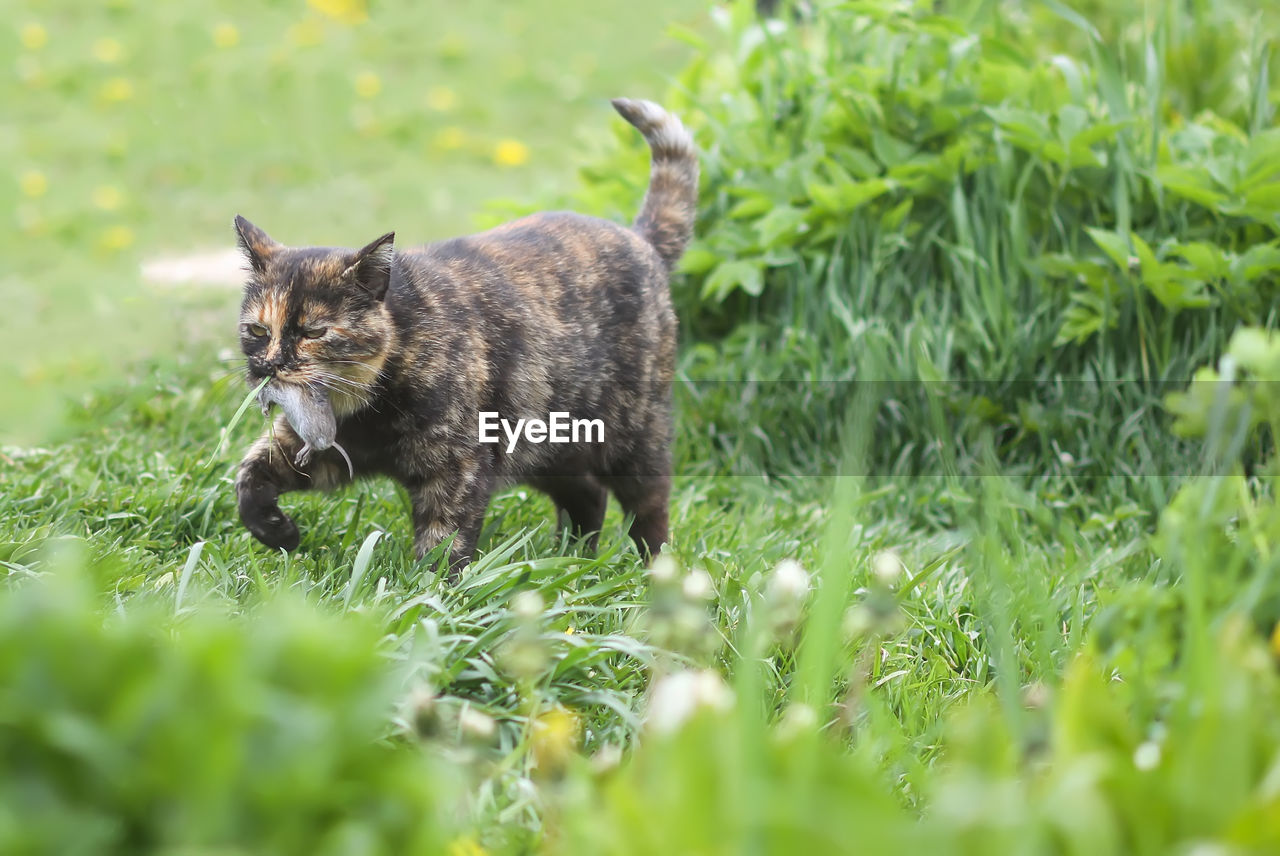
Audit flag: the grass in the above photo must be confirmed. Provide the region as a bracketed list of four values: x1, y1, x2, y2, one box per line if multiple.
[6, 0, 1280, 852]
[0, 341, 1162, 846]
[4, 0, 704, 441]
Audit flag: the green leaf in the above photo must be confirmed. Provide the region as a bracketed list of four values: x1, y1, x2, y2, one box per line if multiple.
[175, 541, 205, 613]
[344, 530, 384, 611]
[1129, 232, 1158, 276]
[1155, 165, 1227, 208]
[879, 198, 913, 233]
[1232, 243, 1280, 282]
[727, 194, 775, 220]
[754, 205, 809, 250]
[1085, 227, 1132, 272]
[204, 376, 271, 468]
[678, 245, 722, 275]
[1171, 242, 1230, 280]
[703, 259, 765, 301]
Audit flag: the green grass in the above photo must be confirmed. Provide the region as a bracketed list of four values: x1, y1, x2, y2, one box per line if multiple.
[4, 0, 704, 442]
[0, 340, 1162, 848]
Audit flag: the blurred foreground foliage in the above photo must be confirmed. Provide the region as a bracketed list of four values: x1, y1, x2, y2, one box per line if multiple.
[0, 551, 455, 854]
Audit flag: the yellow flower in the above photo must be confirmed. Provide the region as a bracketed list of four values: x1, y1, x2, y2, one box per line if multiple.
[92, 185, 124, 212]
[287, 17, 325, 47]
[98, 226, 135, 251]
[92, 38, 124, 64]
[212, 23, 240, 49]
[426, 85, 457, 112]
[445, 837, 488, 856]
[565, 626, 575, 635]
[100, 77, 134, 102]
[434, 126, 465, 151]
[492, 139, 530, 167]
[19, 170, 48, 199]
[354, 71, 381, 98]
[20, 22, 48, 50]
[308, 0, 368, 25]
[530, 706, 579, 776]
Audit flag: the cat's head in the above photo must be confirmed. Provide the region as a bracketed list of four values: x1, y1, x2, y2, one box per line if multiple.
[234, 215, 396, 417]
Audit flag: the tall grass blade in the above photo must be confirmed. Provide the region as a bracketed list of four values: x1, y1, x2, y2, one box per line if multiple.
[175, 540, 205, 613]
[344, 530, 384, 611]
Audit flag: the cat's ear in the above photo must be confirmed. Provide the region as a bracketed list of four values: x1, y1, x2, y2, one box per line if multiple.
[341, 231, 395, 300]
[234, 215, 281, 274]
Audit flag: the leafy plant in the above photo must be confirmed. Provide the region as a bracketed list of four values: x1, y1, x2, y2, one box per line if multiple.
[0, 552, 456, 855]
[548, 0, 1280, 492]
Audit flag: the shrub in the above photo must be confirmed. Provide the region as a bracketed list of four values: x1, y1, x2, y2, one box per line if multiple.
[0, 550, 455, 855]
[557, 0, 1280, 489]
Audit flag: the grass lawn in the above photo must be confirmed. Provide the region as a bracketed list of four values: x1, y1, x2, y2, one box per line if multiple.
[5, 0, 704, 442]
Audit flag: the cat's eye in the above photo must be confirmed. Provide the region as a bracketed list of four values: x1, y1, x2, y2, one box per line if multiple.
[302, 326, 328, 340]
[245, 322, 269, 338]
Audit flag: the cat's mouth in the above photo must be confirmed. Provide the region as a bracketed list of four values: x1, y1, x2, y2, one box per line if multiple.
[250, 362, 377, 420]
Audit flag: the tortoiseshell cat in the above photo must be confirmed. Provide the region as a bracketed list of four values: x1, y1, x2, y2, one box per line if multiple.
[233, 98, 698, 577]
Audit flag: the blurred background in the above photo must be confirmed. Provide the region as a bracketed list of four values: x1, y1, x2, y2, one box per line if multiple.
[4, 0, 705, 442]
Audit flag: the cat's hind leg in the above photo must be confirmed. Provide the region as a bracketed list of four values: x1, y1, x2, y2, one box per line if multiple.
[602, 446, 671, 563]
[530, 474, 608, 551]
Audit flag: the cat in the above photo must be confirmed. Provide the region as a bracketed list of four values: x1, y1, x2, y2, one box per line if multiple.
[232, 98, 698, 578]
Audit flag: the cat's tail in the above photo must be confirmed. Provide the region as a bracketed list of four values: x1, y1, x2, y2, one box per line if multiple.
[611, 98, 699, 272]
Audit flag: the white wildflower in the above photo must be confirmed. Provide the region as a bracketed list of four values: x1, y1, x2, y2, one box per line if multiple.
[767, 559, 809, 602]
[682, 569, 714, 600]
[649, 554, 679, 584]
[646, 669, 734, 735]
[872, 550, 902, 585]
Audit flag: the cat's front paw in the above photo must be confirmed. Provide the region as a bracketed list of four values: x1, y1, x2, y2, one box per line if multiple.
[236, 473, 301, 551]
